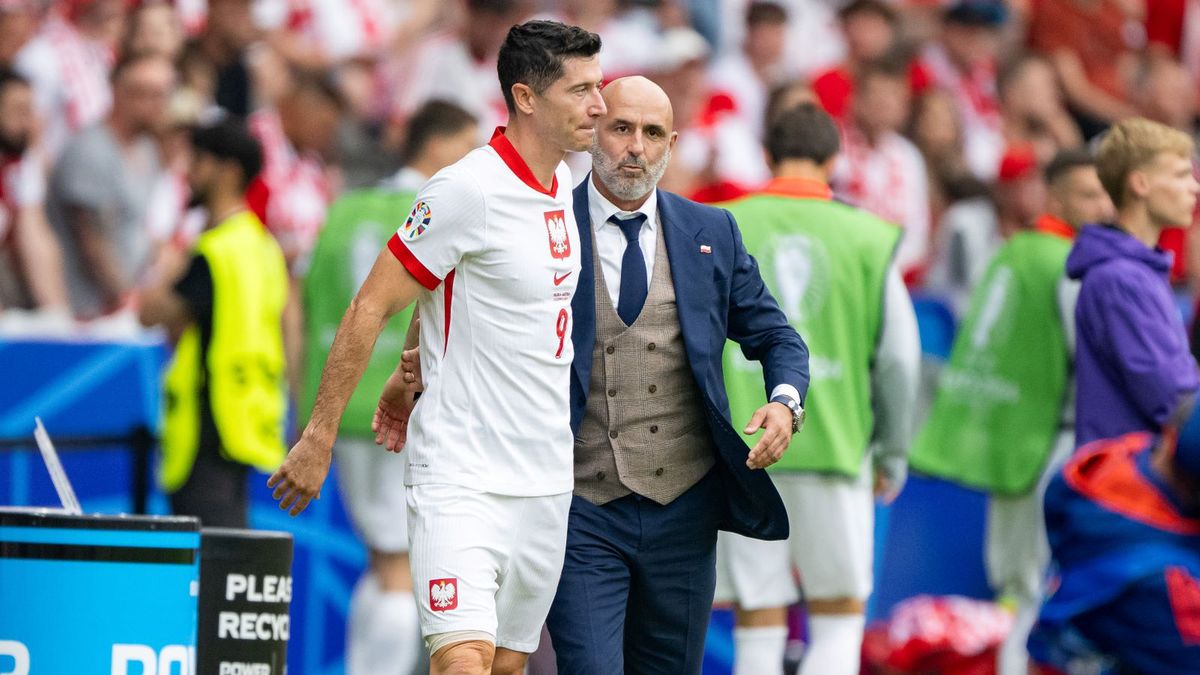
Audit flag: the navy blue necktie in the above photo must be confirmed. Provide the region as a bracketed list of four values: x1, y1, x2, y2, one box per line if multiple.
[611, 213, 648, 326]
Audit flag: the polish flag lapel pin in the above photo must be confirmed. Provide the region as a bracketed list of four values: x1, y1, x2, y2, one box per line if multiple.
[699, 244, 712, 254]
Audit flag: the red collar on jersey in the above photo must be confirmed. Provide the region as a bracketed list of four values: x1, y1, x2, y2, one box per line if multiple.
[1035, 214, 1077, 241]
[489, 127, 559, 198]
[761, 176, 833, 201]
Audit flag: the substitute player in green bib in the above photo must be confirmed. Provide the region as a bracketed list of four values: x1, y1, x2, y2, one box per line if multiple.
[714, 103, 920, 675]
[303, 101, 476, 675]
[909, 148, 1113, 675]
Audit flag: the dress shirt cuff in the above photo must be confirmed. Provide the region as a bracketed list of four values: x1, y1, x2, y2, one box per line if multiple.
[769, 384, 802, 407]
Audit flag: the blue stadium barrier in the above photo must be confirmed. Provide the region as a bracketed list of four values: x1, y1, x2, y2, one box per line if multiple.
[0, 337, 364, 675]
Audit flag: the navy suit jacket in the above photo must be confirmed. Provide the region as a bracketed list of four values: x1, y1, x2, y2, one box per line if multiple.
[569, 180, 809, 540]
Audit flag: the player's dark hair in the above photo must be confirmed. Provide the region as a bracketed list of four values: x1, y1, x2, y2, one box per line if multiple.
[497, 20, 602, 114]
[1045, 147, 1096, 186]
[766, 103, 841, 165]
[747, 1, 788, 26]
[190, 116, 264, 191]
[403, 100, 477, 164]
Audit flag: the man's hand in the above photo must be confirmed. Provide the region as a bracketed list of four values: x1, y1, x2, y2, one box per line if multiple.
[267, 434, 332, 516]
[373, 348, 423, 452]
[742, 402, 793, 469]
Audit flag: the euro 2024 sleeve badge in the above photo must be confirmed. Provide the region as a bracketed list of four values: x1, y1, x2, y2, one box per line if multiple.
[402, 201, 432, 241]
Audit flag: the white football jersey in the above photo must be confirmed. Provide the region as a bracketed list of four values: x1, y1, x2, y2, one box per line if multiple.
[388, 128, 580, 496]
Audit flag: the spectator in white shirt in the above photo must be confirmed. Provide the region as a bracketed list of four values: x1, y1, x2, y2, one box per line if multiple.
[834, 60, 931, 279]
[707, 1, 788, 141]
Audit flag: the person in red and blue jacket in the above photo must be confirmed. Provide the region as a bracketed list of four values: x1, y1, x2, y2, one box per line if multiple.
[1029, 396, 1200, 674]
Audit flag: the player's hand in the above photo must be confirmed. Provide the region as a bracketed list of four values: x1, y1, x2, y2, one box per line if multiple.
[267, 434, 332, 516]
[400, 347, 423, 391]
[372, 349, 422, 452]
[743, 402, 792, 469]
[874, 474, 900, 505]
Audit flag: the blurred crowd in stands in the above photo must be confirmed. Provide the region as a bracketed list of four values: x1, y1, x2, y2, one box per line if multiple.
[1, 0, 1198, 348]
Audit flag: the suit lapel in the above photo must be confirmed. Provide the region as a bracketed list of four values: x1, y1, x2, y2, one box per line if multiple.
[658, 190, 715, 387]
[571, 179, 596, 388]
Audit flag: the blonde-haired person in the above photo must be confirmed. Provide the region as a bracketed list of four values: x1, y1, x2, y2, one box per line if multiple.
[1067, 118, 1200, 449]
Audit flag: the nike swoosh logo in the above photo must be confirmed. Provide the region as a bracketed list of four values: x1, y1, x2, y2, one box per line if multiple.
[554, 272, 572, 286]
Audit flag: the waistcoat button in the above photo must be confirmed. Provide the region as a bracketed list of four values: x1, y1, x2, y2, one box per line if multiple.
[650, 425, 658, 433]
[655, 468, 664, 476]
[647, 343, 656, 351]
[609, 430, 618, 439]
[597, 471, 606, 480]
[608, 388, 616, 397]
[648, 384, 657, 393]
[606, 345, 615, 354]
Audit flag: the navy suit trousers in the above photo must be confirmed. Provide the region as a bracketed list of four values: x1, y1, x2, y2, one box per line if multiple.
[546, 470, 722, 674]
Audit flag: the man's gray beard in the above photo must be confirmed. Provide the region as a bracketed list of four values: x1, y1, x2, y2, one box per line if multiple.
[591, 142, 671, 202]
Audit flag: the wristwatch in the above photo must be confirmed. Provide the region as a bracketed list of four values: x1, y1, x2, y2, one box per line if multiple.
[770, 395, 806, 434]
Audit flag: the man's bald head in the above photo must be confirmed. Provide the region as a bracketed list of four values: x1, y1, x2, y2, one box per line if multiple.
[591, 76, 678, 207]
[600, 76, 675, 132]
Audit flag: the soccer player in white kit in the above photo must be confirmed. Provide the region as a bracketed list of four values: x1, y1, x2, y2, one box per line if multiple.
[268, 20, 606, 675]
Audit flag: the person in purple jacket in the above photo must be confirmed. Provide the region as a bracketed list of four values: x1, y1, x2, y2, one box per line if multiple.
[1068, 118, 1200, 448]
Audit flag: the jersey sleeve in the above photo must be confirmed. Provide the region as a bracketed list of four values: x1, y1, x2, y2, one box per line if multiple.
[387, 167, 486, 290]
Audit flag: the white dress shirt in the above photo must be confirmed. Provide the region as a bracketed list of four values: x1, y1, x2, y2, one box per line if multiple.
[585, 172, 802, 408]
[587, 172, 659, 306]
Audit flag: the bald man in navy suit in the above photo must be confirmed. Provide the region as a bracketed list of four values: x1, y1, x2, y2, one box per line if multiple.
[544, 76, 809, 674]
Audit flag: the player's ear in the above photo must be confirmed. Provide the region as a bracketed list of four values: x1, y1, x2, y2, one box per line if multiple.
[511, 83, 536, 116]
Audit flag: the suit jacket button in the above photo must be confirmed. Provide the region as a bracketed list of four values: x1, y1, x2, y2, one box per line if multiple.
[597, 471, 606, 481]
[609, 430, 618, 439]
[608, 388, 617, 397]
[650, 425, 658, 433]
[655, 468, 664, 476]
[606, 345, 615, 354]
[648, 384, 657, 393]
[647, 343, 656, 351]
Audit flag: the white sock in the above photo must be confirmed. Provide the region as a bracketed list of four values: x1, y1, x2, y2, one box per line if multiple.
[997, 598, 1039, 675]
[372, 591, 421, 675]
[798, 614, 866, 675]
[733, 626, 789, 675]
[347, 573, 380, 675]
[347, 574, 421, 675]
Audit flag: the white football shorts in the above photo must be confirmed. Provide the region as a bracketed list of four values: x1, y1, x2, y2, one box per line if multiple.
[334, 437, 409, 552]
[407, 483, 572, 654]
[716, 464, 875, 609]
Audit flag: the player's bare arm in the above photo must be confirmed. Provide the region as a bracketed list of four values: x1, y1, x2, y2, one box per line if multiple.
[268, 249, 425, 515]
[372, 308, 422, 451]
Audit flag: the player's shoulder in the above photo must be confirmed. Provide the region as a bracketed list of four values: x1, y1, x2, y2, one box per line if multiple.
[422, 150, 488, 198]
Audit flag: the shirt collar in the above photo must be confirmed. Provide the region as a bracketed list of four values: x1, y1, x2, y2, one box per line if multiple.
[587, 171, 658, 233]
[488, 127, 558, 197]
[761, 176, 833, 201]
[1035, 214, 1077, 240]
